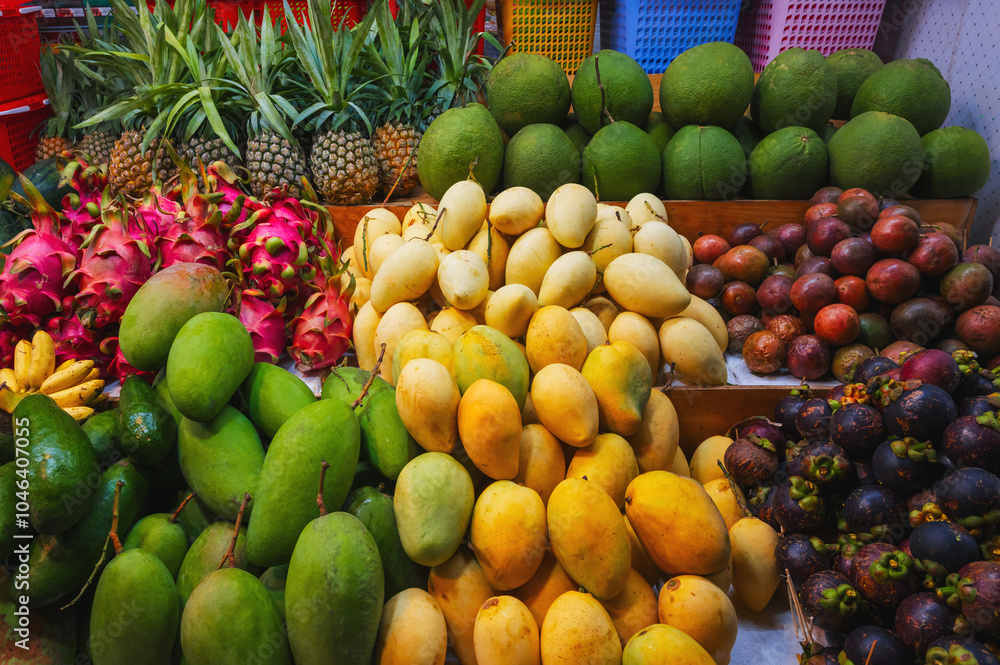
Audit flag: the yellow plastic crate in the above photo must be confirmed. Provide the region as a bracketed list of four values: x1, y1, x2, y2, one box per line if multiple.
[502, 0, 599, 75]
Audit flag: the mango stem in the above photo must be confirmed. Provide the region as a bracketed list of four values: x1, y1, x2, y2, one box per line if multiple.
[317, 460, 331, 517]
[219, 492, 251, 570]
[351, 344, 387, 410]
[168, 492, 197, 525]
[110, 480, 125, 556]
[59, 480, 126, 611]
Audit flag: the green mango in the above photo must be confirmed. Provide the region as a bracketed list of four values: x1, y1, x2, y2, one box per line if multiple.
[14, 394, 100, 534]
[19, 459, 149, 609]
[178, 406, 264, 520]
[258, 564, 288, 621]
[89, 549, 179, 665]
[176, 521, 258, 606]
[320, 366, 391, 403]
[180, 567, 292, 665]
[118, 376, 177, 465]
[0, 462, 14, 559]
[286, 512, 384, 665]
[123, 497, 193, 579]
[119, 263, 229, 372]
[153, 371, 184, 427]
[82, 409, 123, 467]
[1, 581, 77, 661]
[344, 486, 428, 601]
[246, 400, 360, 567]
[175, 494, 215, 544]
[237, 362, 316, 440]
[165, 312, 255, 423]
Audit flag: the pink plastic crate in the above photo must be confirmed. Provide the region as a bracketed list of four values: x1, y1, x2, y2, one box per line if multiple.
[734, 0, 887, 73]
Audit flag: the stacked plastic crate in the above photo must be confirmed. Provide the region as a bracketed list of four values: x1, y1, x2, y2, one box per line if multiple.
[0, 3, 49, 171]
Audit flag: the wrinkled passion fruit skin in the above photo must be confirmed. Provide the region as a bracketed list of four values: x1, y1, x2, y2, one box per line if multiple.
[831, 344, 875, 384]
[948, 561, 1000, 638]
[843, 626, 911, 665]
[831, 403, 886, 460]
[743, 330, 787, 374]
[883, 382, 958, 444]
[800, 570, 864, 633]
[843, 485, 906, 542]
[849, 544, 919, 609]
[925, 636, 1000, 665]
[788, 335, 833, 380]
[901, 349, 963, 393]
[895, 592, 961, 657]
[910, 521, 981, 576]
[777, 533, 831, 586]
[941, 413, 1000, 475]
[727, 314, 765, 354]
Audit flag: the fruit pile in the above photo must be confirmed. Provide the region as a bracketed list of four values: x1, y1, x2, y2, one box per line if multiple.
[699, 344, 1000, 664]
[685, 184, 1000, 382]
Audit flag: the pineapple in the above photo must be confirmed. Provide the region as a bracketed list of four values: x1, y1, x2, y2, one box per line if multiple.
[107, 128, 174, 198]
[70, 9, 123, 167]
[426, 0, 493, 111]
[310, 129, 378, 205]
[36, 46, 79, 160]
[76, 130, 118, 167]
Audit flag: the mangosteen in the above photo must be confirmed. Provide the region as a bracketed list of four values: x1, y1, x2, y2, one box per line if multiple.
[958, 393, 1000, 418]
[902, 349, 963, 393]
[910, 521, 981, 578]
[881, 380, 958, 444]
[775, 386, 814, 437]
[785, 438, 814, 478]
[856, 356, 900, 386]
[831, 403, 887, 460]
[723, 436, 779, 488]
[800, 441, 853, 487]
[797, 397, 836, 442]
[830, 383, 870, 406]
[853, 461, 877, 486]
[841, 626, 911, 665]
[896, 592, 963, 657]
[777, 534, 831, 585]
[866, 370, 903, 410]
[774, 477, 828, 532]
[909, 488, 938, 513]
[850, 544, 920, 608]
[800, 570, 864, 633]
[926, 636, 1000, 665]
[958, 368, 1000, 399]
[872, 437, 941, 494]
[940, 561, 1000, 638]
[982, 535, 1000, 563]
[736, 420, 788, 451]
[843, 485, 906, 542]
[748, 485, 780, 530]
[803, 655, 838, 665]
[935, 468, 1000, 537]
[942, 413, 1000, 475]
[834, 534, 867, 577]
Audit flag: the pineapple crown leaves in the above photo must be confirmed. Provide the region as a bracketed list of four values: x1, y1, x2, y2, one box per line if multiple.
[424, 0, 497, 109]
[38, 45, 78, 141]
[361, 1, 432, 126]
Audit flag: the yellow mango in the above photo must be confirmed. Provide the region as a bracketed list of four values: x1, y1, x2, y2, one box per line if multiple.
[625, 471, 731, 576]
[674, 296, 728, 353]
[570, 307, 609, 355]
[670, 446, 691, 477]
[526, 306, 588, 374]
[438, 250, 490, 311]
[627, 390, 679, 474]
[395, 359, 460, 453]
[375, 588, 448, 665]
[370, 233, 406, 276]
[458, 380, 522, 480]
[403, 202, 437, 232]
[608, 312, 661, 379]
[474, 596, 540, 665]
[467, 289, 494, 325]
[370, 239, 440, 313]
[545, 184, 598, 249]
[582, 216, 633, 272]
[453, 325, 531, 411]
[402, 221, 434, 242]
[584, 296, 619, 333]
[689, 436, 733, 486]
[729, 517, 780, 612]
[514, 424, 566, 505]
[355, 216, 399, 279]
[429, 307, 477, 344]
[625, 194, 667, 226]
[581, 341, 652, 437]
[485, 284, 538, 339]
[547, 478, 630, 600]
[489, 186, 544, 236]
[566, 433, 639, 509]
[364, 207, 403, 232]
[624, 515, 661, 587]
[658, 317, 728, 387]
[512, 551, 577, 629]
[538, 251, 597, 310]
[395, 452, 474, 567]
[657, 575, 737, 665]
[600, 569, 659, 648]
[622, 624, 716, 665]
[392, 330, 454, 384]
[353, 301, 383, 371]
[343, 245, 364, 281]
[604, 254, 691, 319]
[350, 277, 372, 312]
[632, 222, 687, 275]
[506, 227, 563, 296]
[702, 479, 747, 531]
[375, 302, 429, 382]
[470, 481, 547, 590]
[541, 591, 621, 665]
[428, 549, 496, 665]
[680, 235, 694, 269]
[530, 363, 599, 448]
[704, 553, 733, 592]
[438, 180, 488, 250]
[468, 224, 510, 291]
[521, 393, 538, 425]
[597, 203, 634, 229]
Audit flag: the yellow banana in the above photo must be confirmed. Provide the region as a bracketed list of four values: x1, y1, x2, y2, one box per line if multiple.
[48, 379, 105, 408]
[39, 360, 95, 395]
[56, 358, 76, 372]
[26, 330, 55, 391]
[0, 368, 18, 394]
[82, 368, 101, 384]
[90, 393, 108, 408]
[13, 341, 32, 389]
[0, 386, 23, 413]
[63, 406, 95, 421]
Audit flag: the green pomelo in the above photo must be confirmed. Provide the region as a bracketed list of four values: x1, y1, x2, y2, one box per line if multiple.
[486, 52, 571, 135]
[913, 126, 991, 198]
[660, 41, 754, 129]
[417, 103, 504, 200]
[826, 48, 883, 120]
[572, 50, 654, 135]
[582, 121, 661, 201]
[827, 111, 925, 197]
[504, 123, 581, 201]
[644, 112, 676, 153]
[661, 125, 747, 200]
[730, 115, 762, 158]
[748, 126, 828, 199]
[851, 58, 951, 135]
[751, 47, 838, 134]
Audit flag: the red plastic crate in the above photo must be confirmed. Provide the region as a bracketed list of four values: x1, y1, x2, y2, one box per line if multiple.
[145, 0, 255, 29]
[0, 93, 51, 171]
[0, 5, 43, 107]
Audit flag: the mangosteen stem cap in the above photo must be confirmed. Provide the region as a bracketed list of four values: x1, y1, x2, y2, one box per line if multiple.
[818, 584, 861, 617]
[869, 550, 914, 583]
[976, 411, 1000, 432]
[890, 436, 938, 462]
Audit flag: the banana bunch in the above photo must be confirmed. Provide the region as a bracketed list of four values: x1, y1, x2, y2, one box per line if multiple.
[0, 331, 104, 421]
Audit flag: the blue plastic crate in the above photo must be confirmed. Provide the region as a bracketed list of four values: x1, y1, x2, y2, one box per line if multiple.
[600, 0, 743, 74]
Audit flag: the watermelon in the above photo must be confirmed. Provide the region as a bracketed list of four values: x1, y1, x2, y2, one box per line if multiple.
[0, 208, 28, 254]
[0, 157, 14, 203]
[9, 157, 72, 215]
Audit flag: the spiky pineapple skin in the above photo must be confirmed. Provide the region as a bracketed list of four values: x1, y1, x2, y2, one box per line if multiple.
[181, 136, 243, 172]
[35, 137, 71, 161]
[109, 130, 175, 198]
[374, 122, 421, 198]
[247, 133, 310, 199]
[310, 130, 378, 205]
[77, 132, 118, 166]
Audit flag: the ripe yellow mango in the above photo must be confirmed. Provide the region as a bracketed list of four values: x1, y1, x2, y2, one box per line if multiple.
[625, 515, 661, 587]
[467, 224, 510, 291]
[566, 433, 639, 509]
[392, 330, 454, 384]
[530, 364, 599, 448]
[604, 254, 691, 319]
[625, 194, 668, 227]
[403, 202, 437, 232]
[458, 380, 522, 480]
[364, 207, 403, 232]
[370, 239, 440, 313]
[474, 596, 540, 665]
[608, 312, 661, 379]
[350, 276, 372, 312]
[703, 479, 747, 531]
[632, 222, 687, 275]
[689, 436, 733, 486]
[581, 341, 652, 437]
[505, 227, 563, 296]
[657, 575, 737, 665]
[582, 216, 633, 272]
[375, 302, 429, 382]
[670, 446, 691, 477]
[402, 222, 434, 242]
[622, 624, 716, 665]
[729, 517, 780, 612]
[489, 186, 544, 236]
[438, 250, 490, 311]
[601, 569, 659, 648]
[429, 307, 477, 344]
[627, 390, 679, 474]
[512, 551, 577, 629]
[705, 553, 733, 592]
[680, 235, 694, 269]
[538, 251, 597, 309]
[658, 317, 728, 387]
[394, 452, 474, 567]
[514, 424, 566, 506]
[526, 306, 588, 373]
[571, 308, 609, 355]
[545, 184, 598, 249]
[597, 203, 634, 228]
[585, 296, 619, 333]
[470, 481, 547, 590]
[354, 301, 383, 371]
[625, 471, 731, 576]
[395, 359, 460, 453]
[427, 549, 495, 665]
[453, 325, 531, 411]
[485, 284, 538, 339]
[541, 591, 621, 665]
[674, 296, 728, 353]
[438, 180, 487, 251]
[370, 233, 405, 276]
[355, 216, 399, 279]
[547, 478, 630, 600]
[375, 588, 448, 665]
[467, 288, 493, 325]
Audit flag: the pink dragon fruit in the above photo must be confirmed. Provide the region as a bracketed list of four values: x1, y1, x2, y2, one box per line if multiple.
[205, 162, 259, 244]
[158, 193, 230, 271]
[233, 209, 318, 304]
[58, 157, 108, 251]
[0, 324, 31, 368]
[137, 183, 184, 239]
[288, 277, 353, 372]
[236, 289, 288, 364]
[0, 181, 77, 327]
[47, 313, 109, 371]
[71, 205, 155, 329]
[100, 336, 155, 383]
